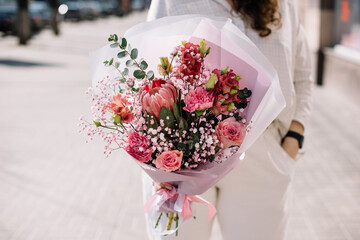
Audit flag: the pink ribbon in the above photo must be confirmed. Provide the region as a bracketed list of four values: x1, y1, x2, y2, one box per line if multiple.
[144, 184, 178, 213]
[144, 183, 216, 221]
[181, 194, 217, 220]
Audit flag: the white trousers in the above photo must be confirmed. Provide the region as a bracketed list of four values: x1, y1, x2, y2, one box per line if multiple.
[143, 124, 295, 240]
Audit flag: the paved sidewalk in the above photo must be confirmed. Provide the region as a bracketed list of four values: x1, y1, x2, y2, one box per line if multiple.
[0, 11, 359, 240]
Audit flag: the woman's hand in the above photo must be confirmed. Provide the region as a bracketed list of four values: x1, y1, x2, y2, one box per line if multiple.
[281, 120, 304, 160]
[281, 137, 299, 160]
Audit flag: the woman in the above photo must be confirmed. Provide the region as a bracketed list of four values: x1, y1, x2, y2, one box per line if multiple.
[144, 0, 313, 239]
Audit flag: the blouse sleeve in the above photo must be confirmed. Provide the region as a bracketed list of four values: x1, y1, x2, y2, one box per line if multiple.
[292, 4, 314, 130]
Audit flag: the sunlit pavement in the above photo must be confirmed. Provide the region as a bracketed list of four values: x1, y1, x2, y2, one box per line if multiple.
[0, 11, 359, 240]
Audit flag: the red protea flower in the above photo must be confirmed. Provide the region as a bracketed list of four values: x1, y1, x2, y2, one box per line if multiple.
[140, 79, 178, 119]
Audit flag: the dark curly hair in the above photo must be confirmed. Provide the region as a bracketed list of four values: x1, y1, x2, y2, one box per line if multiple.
[229, 0, 282, 37]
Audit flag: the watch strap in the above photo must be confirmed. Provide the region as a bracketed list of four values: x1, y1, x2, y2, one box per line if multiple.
[281, 130, 304, 149]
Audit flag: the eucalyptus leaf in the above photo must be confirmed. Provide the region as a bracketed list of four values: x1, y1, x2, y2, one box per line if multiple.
[132, 87, 140, 93]
[114, 61, 120, 68]
[147, 70, 154, 80]
[127, 43, 132, 52]
[123, 68, 129, 76]
[114, 34, 118, 41]
[121, 38, 127, 49]
[110, 42, 118, 48]
[133, 70, 145, 79]
[117, 51, 127, 58]
[159, 107, 175, 129]
[140, 60, 148, 70]
[109, 58, 114, 65]
[130, 48, 138, 59]
[126, 59, 135, 67]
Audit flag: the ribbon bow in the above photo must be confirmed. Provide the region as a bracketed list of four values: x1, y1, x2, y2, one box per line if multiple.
[144, 183, 216, 221]
[179, 194, 216, 220]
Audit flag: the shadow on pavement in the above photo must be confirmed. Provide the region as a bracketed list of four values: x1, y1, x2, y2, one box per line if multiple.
[0, 59, 56, 67]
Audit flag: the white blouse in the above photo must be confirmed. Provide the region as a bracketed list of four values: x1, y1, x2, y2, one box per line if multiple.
[147, 0, 313, 134]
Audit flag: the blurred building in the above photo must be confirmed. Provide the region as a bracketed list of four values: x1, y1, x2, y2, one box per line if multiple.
[298, 0, 360, 105]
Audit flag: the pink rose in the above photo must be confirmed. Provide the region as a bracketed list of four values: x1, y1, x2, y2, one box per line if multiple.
[215, 117, 246, 148]
[155, 150, 183, 172]
[183, 87, 214, 112]
[125, 131, 153, 162]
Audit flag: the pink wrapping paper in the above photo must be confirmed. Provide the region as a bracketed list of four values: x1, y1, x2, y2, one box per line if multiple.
[89, 15, 286, 235]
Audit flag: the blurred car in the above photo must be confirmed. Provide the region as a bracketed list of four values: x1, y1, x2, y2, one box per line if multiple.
[29, 1, 52, 31]
[83, 0, 102, 20]
[63, 1, 86, 21]
[0, 4, 17, 34]
[63, 0, 102, 21]
[0, 1, 51, 35]
[96, 0, 119, 16]
[131, 0, 146, 11]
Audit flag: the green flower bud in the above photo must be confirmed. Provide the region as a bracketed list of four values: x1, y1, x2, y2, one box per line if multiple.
[221, 66, 229, 75]
[206, 47, 211, 55]
[199, 39, 207, 55]
[93, 121, 101, 127]
[160, 57, 168, 69]
[112, 113, 122, 124]
[230, 88, 238, 95]
[234, 74, 241, 81]
[228, 102, 235, 112]
[205, 73, 217, 90]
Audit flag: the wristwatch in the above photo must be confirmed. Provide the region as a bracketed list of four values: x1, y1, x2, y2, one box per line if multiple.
[281, 130, 304, 149]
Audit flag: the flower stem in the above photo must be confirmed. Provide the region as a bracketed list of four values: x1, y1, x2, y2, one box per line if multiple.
[114, 41, 149, 79]
[155, 212, 163, 228]
[166, 53, 176, 79]
[129, 123, 138, 131]
[166, 212, 174, 231]
[99, 125, 124, 134]
[112, 63, 126, 80]
[175, 213, 179, 236]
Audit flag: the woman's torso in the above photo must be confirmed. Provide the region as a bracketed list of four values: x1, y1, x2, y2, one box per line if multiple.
[148, 0, 300, 133]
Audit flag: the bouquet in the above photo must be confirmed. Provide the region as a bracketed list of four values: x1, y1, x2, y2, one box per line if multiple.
[81, 15, 285, 236]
